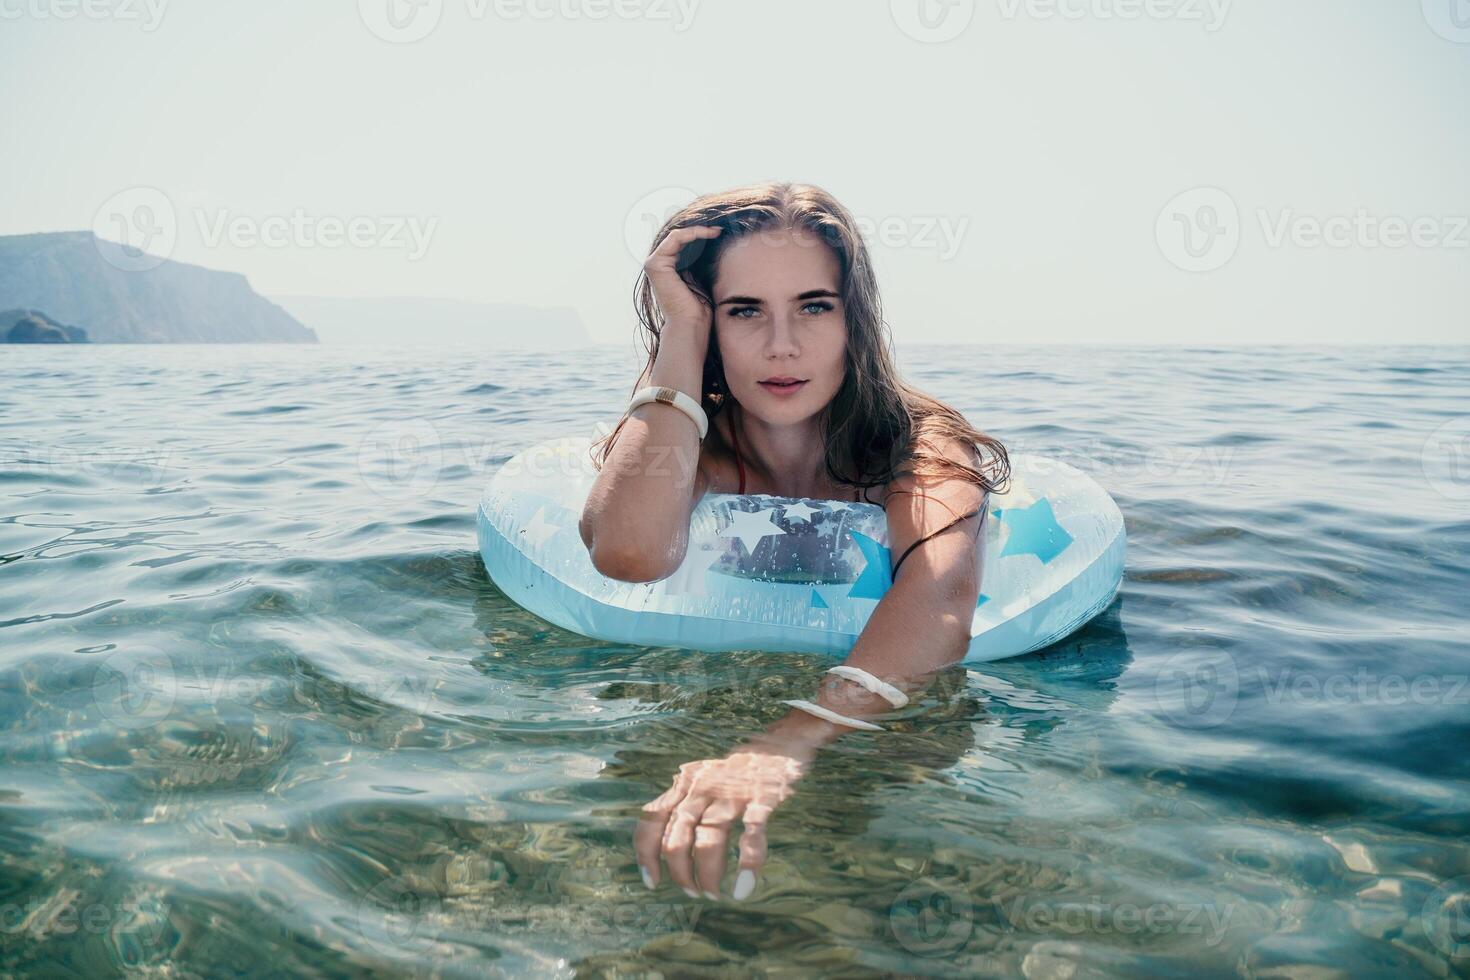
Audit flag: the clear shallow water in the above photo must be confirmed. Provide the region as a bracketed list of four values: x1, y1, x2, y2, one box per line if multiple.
[1, 343, 1467, 978]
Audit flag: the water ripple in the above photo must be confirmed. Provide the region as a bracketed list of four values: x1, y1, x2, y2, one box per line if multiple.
[1, 343, 1467, 975]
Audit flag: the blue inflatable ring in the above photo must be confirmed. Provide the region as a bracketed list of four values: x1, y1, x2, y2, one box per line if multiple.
[477, 435, 1125, 663]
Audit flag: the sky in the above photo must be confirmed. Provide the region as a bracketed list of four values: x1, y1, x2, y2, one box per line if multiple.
[1, 0, 1466, 345]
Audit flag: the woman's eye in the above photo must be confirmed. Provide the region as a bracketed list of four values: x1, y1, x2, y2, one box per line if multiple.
[728, 302, 833, 319]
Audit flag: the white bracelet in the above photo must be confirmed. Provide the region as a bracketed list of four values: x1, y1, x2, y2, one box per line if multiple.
[625, 385, 708, 440]
[826, 666, 910, 709]
[781, 699, 884, 732]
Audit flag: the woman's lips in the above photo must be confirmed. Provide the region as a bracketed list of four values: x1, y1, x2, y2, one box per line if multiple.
[758, 379, 807, 396]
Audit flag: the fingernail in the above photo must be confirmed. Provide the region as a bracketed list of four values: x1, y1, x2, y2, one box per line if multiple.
[682, 887, 699, 899]
[639, 866, 655, 890]
[703, 890, 719, 901]
[733, 870, 756, 901]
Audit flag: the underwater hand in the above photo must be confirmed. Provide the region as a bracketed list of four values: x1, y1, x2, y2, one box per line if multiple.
[634, 742, 809, 902]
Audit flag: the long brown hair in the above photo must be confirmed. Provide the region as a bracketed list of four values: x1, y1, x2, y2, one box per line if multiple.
[590, 181, 1009, 505]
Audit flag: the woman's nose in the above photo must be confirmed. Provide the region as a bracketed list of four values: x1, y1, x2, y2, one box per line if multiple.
[765, 319, 800, 357]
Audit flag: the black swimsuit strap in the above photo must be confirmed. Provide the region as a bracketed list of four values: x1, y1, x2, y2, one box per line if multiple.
[890, 505, 985, 580]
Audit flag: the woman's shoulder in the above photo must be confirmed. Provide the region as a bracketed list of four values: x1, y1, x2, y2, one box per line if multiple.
[877, 433, 989, 514]
[888, 433, 985, 486]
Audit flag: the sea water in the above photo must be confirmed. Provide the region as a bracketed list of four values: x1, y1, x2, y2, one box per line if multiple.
[1, 342, 1466, 976]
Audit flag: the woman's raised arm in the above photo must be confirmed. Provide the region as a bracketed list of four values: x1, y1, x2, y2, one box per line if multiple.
[578, 224, 723, 582]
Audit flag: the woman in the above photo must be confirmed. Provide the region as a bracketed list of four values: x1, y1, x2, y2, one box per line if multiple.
[578, 181, 1009, 904]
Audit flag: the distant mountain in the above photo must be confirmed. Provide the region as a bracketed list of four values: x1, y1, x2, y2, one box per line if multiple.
[2, 308, 89, 343]
[0, 231, 317, 343]
[272, 295, 591, 348]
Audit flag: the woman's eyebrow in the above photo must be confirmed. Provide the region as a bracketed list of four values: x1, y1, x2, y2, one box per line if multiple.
[716, 289, 840, 307]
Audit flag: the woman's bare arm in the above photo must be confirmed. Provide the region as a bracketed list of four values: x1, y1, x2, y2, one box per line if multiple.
[579, 336, 711, 582]
[634, 436, 990, 897]
[579, 225, 722, 582]
[752, 436, 988, 747]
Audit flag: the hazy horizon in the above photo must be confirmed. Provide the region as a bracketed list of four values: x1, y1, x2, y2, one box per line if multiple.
[3, 1, 1466, 345]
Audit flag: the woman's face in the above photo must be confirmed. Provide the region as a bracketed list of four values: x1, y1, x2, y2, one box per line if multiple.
[711, 225, 848, 425]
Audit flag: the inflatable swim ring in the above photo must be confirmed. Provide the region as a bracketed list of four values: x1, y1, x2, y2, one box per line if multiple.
[476, 434, 1125, 663]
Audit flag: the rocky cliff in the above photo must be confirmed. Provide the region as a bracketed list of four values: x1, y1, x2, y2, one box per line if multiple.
[0, 232, 317, 343]
[1, 309, 90, 343]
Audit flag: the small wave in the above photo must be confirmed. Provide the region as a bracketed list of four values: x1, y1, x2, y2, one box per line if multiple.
[223, 404, 310, 416]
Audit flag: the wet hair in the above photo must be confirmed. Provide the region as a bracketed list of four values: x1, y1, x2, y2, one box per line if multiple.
[590, 180, 1009, 506]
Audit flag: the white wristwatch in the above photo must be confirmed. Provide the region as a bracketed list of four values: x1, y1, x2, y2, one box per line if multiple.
[625, 385, 709, 440]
